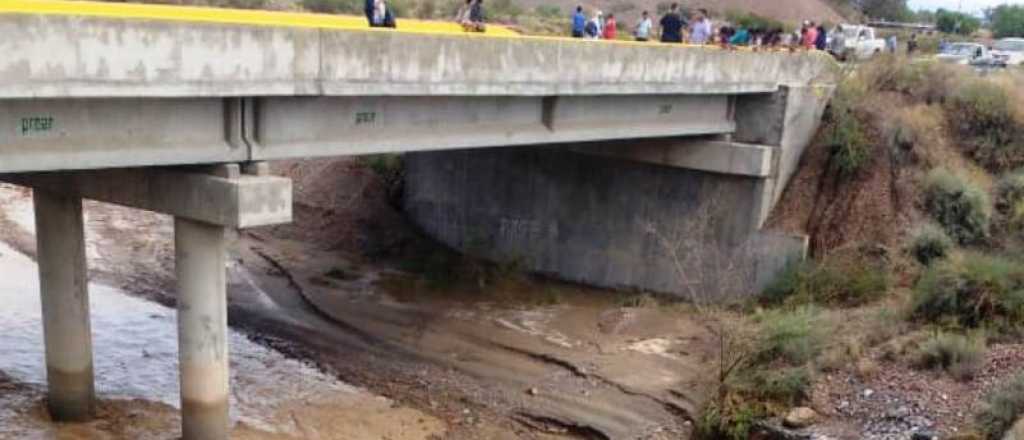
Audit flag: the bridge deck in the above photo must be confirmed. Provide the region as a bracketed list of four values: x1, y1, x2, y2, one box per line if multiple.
[0, 1, 839, 173]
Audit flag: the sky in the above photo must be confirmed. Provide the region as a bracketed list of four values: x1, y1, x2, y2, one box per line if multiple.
[908, 0, 1024, 14]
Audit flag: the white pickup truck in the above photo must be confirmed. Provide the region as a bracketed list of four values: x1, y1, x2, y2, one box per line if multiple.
[992, 38, 1024, 66]
[828, 25, 886, 61]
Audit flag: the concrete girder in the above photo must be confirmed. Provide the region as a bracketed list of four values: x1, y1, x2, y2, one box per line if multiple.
[572, 139, 776, 178]
[251, 95, 734, 160]
[4, 167, 292, 228]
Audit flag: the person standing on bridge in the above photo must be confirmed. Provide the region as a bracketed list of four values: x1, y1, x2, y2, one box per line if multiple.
[814, 24, 828, 51]
[602, 13, 618, 40]
[585, 11, 603, 39]
[634, 10, 652, 42]
[364, 0, 375, 26]
[688, 9, 712, 44]
[463, 0, 486, 32]
[659, 3, 684, 43]
[802, 21, 818, 50]
[455, 0, 472, 25]
[571, 6, 586, 38]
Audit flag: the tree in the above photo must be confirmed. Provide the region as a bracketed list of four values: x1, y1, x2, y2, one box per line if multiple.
[860, 0, 912, 21]
[936, 8, 981, 35]
[991, 4, 1024, 38]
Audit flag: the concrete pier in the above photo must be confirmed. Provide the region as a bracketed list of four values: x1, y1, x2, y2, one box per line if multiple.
[174, 217, 229, 440]
[33, 189, 95, 421]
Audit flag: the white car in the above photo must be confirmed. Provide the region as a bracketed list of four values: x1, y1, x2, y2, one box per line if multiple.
[828, 25, 886, 61]
[936, 42, 991, 65]
[992, 38, 1024, 66]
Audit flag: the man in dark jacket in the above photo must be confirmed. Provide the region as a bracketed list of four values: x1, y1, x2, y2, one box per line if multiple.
[814, 25, 827, 50]
[659, 3, 684, 43]
[365, 0, 374, 26]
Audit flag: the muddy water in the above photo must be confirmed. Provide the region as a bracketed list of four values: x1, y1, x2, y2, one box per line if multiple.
[0, 241, 445, 439]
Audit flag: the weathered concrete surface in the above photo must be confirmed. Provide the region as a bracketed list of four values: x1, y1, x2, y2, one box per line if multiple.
[0, 14, 839, 98]
[735, 85, 834, 220]
[175, 217, 230, 440]
[33, 189, 95, 422]
[4, 168, 292, 227]
[404, 147, 807, 298]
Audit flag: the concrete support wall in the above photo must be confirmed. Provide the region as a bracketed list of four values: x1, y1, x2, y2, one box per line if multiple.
[404, 147, 806, 299]
[175, 218, 229, 440]
[33, 189, 95, 421]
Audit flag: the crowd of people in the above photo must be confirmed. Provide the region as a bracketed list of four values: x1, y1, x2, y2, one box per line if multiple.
[571, 3, 832, 52]
[360, 0, 841, 53]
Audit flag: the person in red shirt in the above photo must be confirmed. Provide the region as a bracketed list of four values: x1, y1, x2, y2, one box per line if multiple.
[802, 21, 818, 49]
[602, 13, 617, 40]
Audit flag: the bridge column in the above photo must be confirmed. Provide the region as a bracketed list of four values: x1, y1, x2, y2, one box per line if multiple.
[175, 217, 229, 440]
[33, 189, 95, 422]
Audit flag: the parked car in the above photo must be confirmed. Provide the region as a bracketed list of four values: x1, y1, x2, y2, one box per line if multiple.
[828, 24, 885, 61]
[992, 38, 1024, 66]
[935, 42, 993, 65]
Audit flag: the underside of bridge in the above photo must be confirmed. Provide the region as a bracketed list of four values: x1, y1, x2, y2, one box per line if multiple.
[404, 85, 829, 300]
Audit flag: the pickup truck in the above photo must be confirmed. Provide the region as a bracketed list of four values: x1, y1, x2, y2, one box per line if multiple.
[828, 25, 886, 61]
[992, 38, 1024, 66]
[936, 42, 994, 66]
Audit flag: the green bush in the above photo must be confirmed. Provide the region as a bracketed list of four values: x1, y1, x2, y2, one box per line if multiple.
[301, 0, 361, 14]
[754, 307, 828, 365]
[910, 224, 955, 266]
[824, 84, 872, 177]
[534, 4, 561, 17]
[947, 80, 1024, 172]
[915, 332, 986, 381]
[991, 4, 1024, 39]
[745, 367, 813, 406]
[911, 254, 1024, 330]
[923, 168, 991, 245]
[997, 170, 1024, 229]
[724, 10, 785, 31]
[936, 9, 981, 35]
[977, 373, 1024, 440]
[762, 259, 889, 307]
[694, 401, 761, 440]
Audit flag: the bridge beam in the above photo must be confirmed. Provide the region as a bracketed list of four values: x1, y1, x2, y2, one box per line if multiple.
[34, 189, 95, 422]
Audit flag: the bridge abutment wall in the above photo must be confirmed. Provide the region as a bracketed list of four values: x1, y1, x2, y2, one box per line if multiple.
[403, 85, 831, 300]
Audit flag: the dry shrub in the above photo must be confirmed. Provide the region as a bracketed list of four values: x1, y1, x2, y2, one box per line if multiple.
[762, 245, 891, 307]
[914, 331, 987, 381]
[911, 253, 1024, 331]
[923, 168, 991, 245]
[947, 77, 1024, 173]
[909, 223, 955, 266]
[976, 373, 1024, 440]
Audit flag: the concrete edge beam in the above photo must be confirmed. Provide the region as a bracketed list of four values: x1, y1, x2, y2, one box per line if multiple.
[3, 168, 292, 228]
[574, 140, 775, 178]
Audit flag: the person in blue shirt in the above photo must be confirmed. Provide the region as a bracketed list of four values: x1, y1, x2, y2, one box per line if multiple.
[659, 3, 684, 43]
[729, 26, 750, 46]
[365, 0, 375, 26]
[571, 6, 586, 38]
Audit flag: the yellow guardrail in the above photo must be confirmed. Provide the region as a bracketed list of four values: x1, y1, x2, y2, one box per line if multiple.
[0, 0, 521, 37]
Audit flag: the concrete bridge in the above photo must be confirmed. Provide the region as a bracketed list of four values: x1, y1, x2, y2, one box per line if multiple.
[0, 1, 840, 438]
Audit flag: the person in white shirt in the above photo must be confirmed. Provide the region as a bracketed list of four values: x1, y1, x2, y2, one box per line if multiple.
[634, 10, 652, 42]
